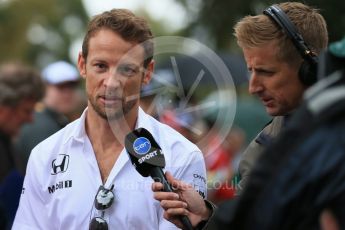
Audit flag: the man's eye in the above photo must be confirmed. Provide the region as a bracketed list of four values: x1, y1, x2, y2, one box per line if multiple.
[251, 69, 274, 77]
[95, 63, 106, 69]
[118, 65, 138, 76]
[258, 70, 274, 76]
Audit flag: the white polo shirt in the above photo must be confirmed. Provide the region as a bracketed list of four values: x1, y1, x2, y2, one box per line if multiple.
[13, 108, 207, 230]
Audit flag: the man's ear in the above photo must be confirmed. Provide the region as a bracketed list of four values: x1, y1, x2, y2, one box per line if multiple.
[77, 52, 87, 79]
[142, 60, 155, 85]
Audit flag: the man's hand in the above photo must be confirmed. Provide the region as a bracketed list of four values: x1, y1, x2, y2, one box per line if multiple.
[320, 210, 339, 230]
[152, 172, 211, 229]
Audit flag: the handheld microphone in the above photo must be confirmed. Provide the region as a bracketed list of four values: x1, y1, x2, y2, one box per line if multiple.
[125, 128, 194, 230]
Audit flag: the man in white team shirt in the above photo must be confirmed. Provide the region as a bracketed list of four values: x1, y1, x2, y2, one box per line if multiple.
[13, 9, 206, 230]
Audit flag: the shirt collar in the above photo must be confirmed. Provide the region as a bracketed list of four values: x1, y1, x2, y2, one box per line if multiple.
[63, 108, 88, 144]
[136, 107, 156, 134]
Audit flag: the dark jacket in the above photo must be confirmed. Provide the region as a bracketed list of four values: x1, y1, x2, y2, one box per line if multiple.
[15, 107, 68, 164]
[229, 70, 345, 229]
[237, 116, 284, 193]
[0, 131, 24, 230]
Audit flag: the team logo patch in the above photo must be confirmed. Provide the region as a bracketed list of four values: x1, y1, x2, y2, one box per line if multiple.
[51, 154, 70, 175]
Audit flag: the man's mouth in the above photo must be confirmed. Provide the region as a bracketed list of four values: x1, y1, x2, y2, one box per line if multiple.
[261, 97, 274, 107]
[99, 95, 122, 106]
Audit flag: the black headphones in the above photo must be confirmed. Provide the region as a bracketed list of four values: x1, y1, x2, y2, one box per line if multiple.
[263, 5, 318, 86]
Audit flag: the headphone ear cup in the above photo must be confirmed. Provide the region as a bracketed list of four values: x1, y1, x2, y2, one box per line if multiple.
[299, 61, 317, 86]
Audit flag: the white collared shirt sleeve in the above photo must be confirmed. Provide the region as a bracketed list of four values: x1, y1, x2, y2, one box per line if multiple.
[172, 150, 207, 198]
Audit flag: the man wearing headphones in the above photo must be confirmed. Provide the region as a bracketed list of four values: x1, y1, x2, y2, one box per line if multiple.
[235, 1, 328, 193]
[151, 2, 328, 229]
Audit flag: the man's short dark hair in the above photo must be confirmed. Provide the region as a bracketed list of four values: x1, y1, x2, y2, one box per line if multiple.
[82, 9, 154, 68]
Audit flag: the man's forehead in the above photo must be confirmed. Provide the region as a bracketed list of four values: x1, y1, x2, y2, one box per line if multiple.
[90, 29, 144, 50]
[88, 33, 145, 64]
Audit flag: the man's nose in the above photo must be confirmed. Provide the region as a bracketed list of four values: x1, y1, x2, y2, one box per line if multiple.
[103, 70, 122, 89]
[248, 73, 264, 95]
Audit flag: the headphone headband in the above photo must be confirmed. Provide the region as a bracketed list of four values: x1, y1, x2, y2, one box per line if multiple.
[263, 5, 317, 65]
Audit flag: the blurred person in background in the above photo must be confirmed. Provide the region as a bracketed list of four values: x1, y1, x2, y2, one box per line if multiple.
[140, 69, 188, 122]
[0, 63, 44, 229]
[15, 61, 82, 165]
[200, 90, 246, 204]
[160, 109, 201, 144]
[205, 126, 245, 204]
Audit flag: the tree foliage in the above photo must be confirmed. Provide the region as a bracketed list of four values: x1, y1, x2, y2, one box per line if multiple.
[0, 0, 88, 67]
[176, 0, 345, 50]
[0, 0, 343, 67]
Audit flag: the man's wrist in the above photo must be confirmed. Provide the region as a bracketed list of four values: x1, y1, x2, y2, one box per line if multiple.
[200, 200, 212, 221]
[194, 200, 216, 230]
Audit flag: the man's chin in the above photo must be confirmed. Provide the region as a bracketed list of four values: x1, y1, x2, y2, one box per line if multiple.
[91, 107, 122, 121]
[266, 107, 280, 117]
[105, 110, 125, 120]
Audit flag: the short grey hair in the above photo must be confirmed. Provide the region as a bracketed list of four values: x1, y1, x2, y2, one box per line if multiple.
[0, 63, 45, 107]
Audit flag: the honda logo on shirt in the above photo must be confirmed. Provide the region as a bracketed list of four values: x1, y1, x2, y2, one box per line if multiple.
[51, 154, 70, 175]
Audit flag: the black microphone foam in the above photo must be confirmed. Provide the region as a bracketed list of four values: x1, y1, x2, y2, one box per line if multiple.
[125, 128, 194, 230]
